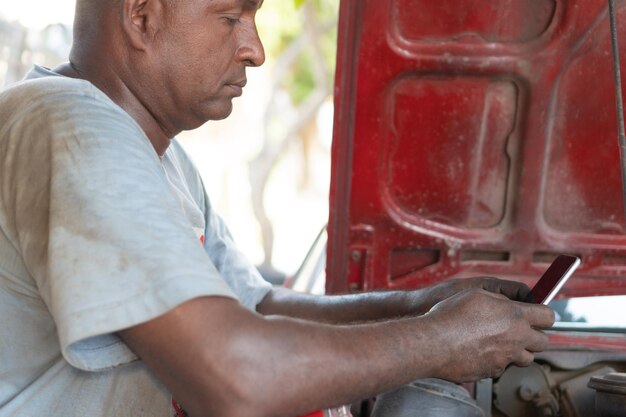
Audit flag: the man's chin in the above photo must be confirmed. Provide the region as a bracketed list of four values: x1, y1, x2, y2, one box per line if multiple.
[204, 100, 234, 122]
[184, 102, 234, 129]
[211, 109, 233, 121]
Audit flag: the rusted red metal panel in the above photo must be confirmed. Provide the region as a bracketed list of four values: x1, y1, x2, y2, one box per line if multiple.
[329, 0, 626, 296]
[549, 332, 626, 352]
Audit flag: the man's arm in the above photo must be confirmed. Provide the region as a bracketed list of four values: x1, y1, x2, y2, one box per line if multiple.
[119, 288, 554, 417]
[257, 277, 533, 323]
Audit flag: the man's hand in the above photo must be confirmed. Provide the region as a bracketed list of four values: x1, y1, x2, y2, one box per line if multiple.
[424, 288, 555, 382]
[408, 277, 532, 315]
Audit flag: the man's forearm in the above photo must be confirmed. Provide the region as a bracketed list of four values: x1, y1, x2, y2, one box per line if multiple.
[257, 287, 433, 323]
[257, 277, 534, 324]
[120, 290, 553, 417]
[121, 296, 448, 417]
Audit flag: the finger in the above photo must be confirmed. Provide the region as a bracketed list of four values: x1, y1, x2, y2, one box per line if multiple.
[524, 329, 550, 352]
[519, 303, 556, 329]
[490, 364, 508, 378]
[480, 289, 510, 301]
[515, 283, 533, 303]
[474, 276, 501, 292]
[488, 279, 532, 302]
[513, 350, 535, 368]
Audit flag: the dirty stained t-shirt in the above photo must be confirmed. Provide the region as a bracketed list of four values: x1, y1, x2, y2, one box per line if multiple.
[0, 66, 272, 416]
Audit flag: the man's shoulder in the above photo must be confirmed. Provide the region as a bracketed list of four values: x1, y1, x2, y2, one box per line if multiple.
[1, 75, 97, 108]
[0, 75, 139, 139]
[1, 73, 129, 121]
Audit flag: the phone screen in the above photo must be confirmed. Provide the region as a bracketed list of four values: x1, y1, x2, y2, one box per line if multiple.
[531, 255, 581, 304]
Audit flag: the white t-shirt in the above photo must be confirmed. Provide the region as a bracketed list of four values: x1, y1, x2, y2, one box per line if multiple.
[0, 66, 272, 416]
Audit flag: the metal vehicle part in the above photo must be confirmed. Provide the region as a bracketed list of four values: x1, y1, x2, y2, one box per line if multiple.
[492, 359, 621, 417]
[588, 372, 626, 417]
[371, 379, 485, 417]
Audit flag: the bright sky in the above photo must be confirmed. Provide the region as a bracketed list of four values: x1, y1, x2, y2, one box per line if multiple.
[0, 0, 75, 28]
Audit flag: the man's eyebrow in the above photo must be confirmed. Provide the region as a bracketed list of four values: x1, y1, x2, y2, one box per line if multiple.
[248, 0, 264, 9]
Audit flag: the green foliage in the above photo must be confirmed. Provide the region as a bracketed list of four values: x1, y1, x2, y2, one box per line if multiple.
[257, 0, 338, 105]
[285, 52, 316, 104]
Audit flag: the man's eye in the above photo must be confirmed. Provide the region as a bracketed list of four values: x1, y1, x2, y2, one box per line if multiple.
[224, 17, 241, 25]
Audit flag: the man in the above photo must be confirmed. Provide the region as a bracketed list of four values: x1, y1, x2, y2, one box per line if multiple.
[0, 0, 555, 416]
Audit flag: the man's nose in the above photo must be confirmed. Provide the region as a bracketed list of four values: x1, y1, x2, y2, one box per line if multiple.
[238, 25, 266, 67]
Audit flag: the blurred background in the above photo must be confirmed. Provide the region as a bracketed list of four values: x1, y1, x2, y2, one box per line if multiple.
[0, 0, 338, 283]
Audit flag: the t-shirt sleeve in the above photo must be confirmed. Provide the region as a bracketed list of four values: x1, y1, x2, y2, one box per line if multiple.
[168, 140, 272, 310]
[3, 80, 238, 372]
[203, 207, 273, 311]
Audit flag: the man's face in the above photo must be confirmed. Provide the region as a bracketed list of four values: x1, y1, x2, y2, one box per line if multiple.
[147, 0, 265, 131]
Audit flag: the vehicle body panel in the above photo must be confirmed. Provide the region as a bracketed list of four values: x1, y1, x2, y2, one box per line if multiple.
[329, 0, 626, 300]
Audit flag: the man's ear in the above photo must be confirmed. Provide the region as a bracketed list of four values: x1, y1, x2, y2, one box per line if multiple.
[121, 0, 166, 50]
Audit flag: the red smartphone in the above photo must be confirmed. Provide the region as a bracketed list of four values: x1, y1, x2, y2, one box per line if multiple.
[531, 255, 581, 304]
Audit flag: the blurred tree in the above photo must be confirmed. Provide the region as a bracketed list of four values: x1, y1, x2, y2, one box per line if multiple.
[251, 0, 338, 271]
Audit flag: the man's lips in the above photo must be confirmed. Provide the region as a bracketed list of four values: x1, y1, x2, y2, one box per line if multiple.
[226, 79, 247, 96]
